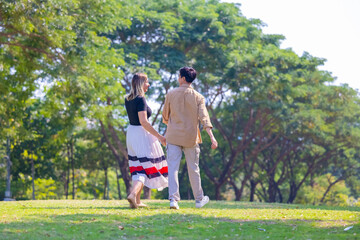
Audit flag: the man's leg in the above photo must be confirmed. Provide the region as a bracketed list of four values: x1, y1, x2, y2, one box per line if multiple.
[167, 143, 182, 201]
[183, 144, 204, 202]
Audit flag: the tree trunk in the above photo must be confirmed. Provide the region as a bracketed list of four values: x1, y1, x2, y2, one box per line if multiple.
[268, 179, 277, 202]
[215, 185, 221, 200]
[93, 171, 99, 199]
[276, 184, 283, 203]
[118, 157, 131, 195]
[71, 141, 75, 199]
[66, 144, 70, 199]
[4, 137, 12, 199]
[115, 165, 122, 200]
[266, 156, 278, 203]
[107, 179, 110, 200]
[143, 186, 151, 199]
[103, 167, 108, 200]
[31, 153, 35, 200]
[287, 182, 298, 203]
[237, 181, 247, 201]
[249, 180, 257, 202]
[234, 188, 242, 201]
[61, 170, 67, 199]
[229, 179, 244, 201]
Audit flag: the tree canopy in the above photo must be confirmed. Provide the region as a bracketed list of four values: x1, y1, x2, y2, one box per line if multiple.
[1, 0, 359, 205]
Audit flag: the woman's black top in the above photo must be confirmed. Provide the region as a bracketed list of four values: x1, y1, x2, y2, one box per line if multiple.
[125, 96, 152, 125]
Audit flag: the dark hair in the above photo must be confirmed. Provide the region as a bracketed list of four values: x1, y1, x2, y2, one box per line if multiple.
[179, 67, 197, 83]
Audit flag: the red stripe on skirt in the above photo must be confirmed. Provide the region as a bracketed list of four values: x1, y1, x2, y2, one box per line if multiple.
[129, 166, 144, 173]
[159, 166, 168, 174]
[129, 166, 168, 175]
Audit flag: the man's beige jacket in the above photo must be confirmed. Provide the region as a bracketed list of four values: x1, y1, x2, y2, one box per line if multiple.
[162, 85, 213, 148]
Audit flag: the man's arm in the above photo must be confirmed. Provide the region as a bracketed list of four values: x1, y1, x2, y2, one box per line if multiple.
[206, 127, 218, 149]
[199, 96, 218, 149]
[198, 97, 213, 129]
[162, 94, 170, 125]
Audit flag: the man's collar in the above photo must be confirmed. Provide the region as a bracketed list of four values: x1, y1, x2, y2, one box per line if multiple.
[179, 84, 192, 88]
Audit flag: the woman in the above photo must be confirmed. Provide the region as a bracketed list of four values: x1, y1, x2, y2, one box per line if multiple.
[125, 73, 168, 208]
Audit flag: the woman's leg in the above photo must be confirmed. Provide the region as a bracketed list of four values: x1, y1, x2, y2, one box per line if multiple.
[136, 183, 143, 204]
[136, 184, 148, 207]
[127, 180, 144, 208]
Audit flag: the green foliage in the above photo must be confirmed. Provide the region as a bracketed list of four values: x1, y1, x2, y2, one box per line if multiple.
[295, 174, 351, 206]
[25, 178, 57, 200]
[1, 0, 360, 206]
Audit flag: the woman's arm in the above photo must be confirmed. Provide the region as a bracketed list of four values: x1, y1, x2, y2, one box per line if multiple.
[138, 111, 166, 146]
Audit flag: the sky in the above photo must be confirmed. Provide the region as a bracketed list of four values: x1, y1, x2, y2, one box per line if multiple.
[222, 0, 360, 91]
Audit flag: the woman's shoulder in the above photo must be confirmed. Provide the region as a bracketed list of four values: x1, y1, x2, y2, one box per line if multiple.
[125, 95, 145, 102]
[134, 95, 146, 102]
[130, 96, 147, 106]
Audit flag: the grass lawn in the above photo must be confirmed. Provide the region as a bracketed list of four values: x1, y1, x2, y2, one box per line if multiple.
[0, 200, 359, 240]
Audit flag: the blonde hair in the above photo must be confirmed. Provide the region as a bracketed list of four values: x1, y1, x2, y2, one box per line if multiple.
[126, 73, 148, 101]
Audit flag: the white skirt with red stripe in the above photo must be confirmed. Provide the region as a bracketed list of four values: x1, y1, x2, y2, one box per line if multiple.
[126, 125, 168, 190]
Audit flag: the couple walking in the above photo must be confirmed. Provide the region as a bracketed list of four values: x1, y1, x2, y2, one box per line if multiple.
[124, 67, 218, 209]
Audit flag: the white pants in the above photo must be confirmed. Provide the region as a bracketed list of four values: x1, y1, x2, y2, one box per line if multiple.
[166, 143, 204, 201]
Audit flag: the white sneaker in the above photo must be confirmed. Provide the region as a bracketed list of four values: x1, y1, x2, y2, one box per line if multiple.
[170, 200, 179, 210]
[195, 196, 209, 208]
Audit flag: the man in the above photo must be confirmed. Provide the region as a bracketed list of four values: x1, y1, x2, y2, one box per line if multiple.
[162, 66, 218, 209]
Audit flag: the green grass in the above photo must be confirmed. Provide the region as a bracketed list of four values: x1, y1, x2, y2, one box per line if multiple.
[0, 200, 359, 240]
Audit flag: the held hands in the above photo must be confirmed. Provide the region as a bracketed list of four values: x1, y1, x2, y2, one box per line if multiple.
[211, 137, 218, 149]
[158, 135, 167, 146]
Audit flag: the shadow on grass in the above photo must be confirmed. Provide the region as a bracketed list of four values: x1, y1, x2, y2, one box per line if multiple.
[0, 207, 359, 240]
[18, 206, 131, 210]
[149, 200, 360, 212]
[12, 200, 360, 212]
